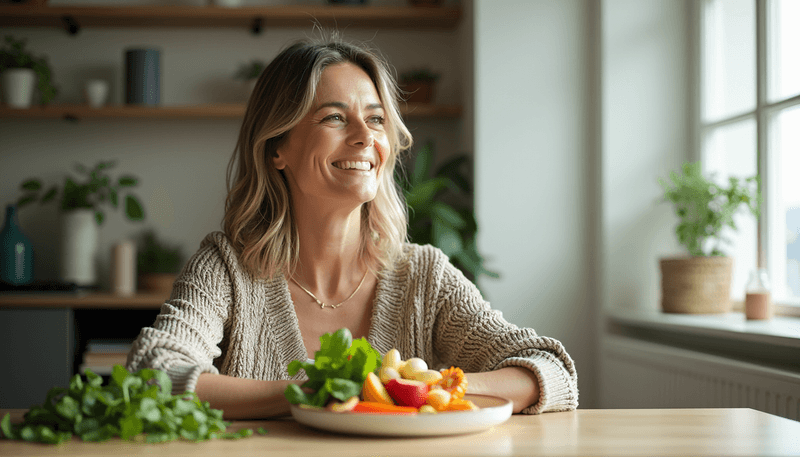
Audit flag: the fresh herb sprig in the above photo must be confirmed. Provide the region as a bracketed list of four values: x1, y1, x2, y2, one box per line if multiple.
[0, 365, 256, 444]
[284, 328, 381, 408]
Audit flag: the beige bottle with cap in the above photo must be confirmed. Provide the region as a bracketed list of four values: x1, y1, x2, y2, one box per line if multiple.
[110, 239, 135, 296]
[744, 268, 772, 320]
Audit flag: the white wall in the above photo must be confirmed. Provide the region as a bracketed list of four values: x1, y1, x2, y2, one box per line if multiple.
[473, 0, 597, 408]
[600, 0, 690, 315]
[599, 0, 692, 407]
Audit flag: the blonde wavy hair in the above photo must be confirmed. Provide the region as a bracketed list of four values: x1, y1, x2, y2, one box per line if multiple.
[224, 38, 413, 280]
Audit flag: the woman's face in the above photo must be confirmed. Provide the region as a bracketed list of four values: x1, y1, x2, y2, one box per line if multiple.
[274, 62, 390, 209]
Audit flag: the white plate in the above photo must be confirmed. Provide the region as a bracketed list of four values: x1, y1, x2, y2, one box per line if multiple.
[290, 394, 513, 437]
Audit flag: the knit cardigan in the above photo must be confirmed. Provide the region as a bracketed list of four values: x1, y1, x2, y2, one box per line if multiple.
[126, 231, 579, 414]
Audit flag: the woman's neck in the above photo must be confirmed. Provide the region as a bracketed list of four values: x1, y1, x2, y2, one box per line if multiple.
[291, 198, 366, 297]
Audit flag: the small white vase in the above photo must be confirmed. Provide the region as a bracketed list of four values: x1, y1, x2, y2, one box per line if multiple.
[60, 209, 99, 287]
[84, 79, 110, 108]
[1, 68, 37, 109]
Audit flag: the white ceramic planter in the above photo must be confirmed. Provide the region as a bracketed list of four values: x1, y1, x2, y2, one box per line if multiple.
[60, 209, 99, 287]
[84, 79, 110, 108]
[1, 68, 37, 108]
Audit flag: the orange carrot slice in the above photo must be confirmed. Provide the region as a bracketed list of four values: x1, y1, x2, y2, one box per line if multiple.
[351, 401, 419, 415]
[443, 397, 478, 411]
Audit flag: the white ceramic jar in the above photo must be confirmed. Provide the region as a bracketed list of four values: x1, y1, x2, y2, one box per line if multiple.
[60, 209, 99, 287]
[2, 68, 37, 108]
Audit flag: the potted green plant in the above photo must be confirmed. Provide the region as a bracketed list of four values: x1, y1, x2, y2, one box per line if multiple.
[17, 160, 145, 287]
[399, 68, 440, 104]
[658, 161, 761, 314]
[136, 229, 184, 296]
[398, 141, 499, 283]
[0, 35, 58, 108]
[234, 59, 265, 100]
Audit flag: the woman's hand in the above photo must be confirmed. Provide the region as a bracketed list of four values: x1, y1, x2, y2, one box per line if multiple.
[195, 373, 305, 420]
[465, 367, 541, 414]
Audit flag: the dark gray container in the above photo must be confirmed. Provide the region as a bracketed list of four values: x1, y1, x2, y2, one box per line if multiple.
[125, 48, 160, 105]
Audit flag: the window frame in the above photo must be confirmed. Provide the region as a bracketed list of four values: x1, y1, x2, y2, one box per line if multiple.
[695, 0, 800, 315]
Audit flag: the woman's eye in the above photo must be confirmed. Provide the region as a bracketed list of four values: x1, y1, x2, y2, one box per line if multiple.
[369, 115, 386, 125]
[323, 114, 344, 122]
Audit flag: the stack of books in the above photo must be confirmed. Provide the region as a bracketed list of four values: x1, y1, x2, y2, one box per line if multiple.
[80, 339, 132, 375]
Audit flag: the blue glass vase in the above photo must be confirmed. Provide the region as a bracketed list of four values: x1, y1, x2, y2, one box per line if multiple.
[0, 204, 34, 286]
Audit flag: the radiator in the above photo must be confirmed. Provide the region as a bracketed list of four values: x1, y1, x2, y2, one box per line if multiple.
[601, 335, 800, 421]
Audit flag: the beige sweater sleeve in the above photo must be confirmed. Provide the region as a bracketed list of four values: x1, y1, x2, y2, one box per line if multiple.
[430, 256, 579, 414]
[126, 234, 233, 395]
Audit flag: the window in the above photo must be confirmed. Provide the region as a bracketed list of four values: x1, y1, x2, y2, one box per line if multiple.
[700, 0, 800, 307]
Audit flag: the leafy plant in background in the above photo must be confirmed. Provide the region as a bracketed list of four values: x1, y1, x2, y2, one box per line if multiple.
[399, 68, 440, 83]
[0, 35, 58, 105]
[137, 230, 185, 275]
[398, 141, 499, 281]
[659, 161, 761, 257]
[0, 365, 262, 444]
[17, 160, 145, 225]
[233, 59, 266, 81]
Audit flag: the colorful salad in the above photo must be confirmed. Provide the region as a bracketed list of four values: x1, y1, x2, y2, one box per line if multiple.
[284, 328, 477, 414]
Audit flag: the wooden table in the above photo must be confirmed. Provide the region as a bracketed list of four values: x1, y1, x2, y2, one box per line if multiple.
[2, 408, 799, 456]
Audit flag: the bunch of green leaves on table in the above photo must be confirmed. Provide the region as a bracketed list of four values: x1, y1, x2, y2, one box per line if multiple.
[0, 365, 257, 444]
[284, 328, 382, 408]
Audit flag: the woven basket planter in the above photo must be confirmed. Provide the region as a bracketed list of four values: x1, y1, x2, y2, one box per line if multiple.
[659, 256, 733, 314]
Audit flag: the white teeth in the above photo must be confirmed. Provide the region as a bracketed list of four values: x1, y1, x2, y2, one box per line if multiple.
[333, 161, 371, 171]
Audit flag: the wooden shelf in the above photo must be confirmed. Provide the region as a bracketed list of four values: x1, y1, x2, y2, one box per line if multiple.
[0, 103, 461, 120]
[0, 5, 461, 31]
[0, 292, 167, 309]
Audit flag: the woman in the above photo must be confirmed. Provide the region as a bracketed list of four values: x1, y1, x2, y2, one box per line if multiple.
[127, 38, 578, 419]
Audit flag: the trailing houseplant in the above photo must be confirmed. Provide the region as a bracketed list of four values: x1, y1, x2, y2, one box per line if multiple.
[233, 59, 265, 82]
[17, 160, 144, 225]
[16, 160, 145, 287]
[0, 35, 58, 106]
[397, 141, 499, 283]
[658, 161, 761, 313]
[136, 229, 184, 295]
[233, 59, 265, 100]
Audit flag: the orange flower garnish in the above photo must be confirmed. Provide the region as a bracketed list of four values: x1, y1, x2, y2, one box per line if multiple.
[435, 366, 468, 400]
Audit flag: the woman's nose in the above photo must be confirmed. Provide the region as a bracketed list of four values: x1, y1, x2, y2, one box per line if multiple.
[347, 119, 374, 148]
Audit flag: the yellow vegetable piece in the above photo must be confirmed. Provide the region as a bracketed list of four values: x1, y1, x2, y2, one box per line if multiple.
[413, 369, 443, 386]
[426, 388, 452, 411]
[379, 366, 401, 384]
[362, 372, 394, 405]
[445, 397, 478, 411]
[382, 349, 402, 371]
[399, 357, 427, 379]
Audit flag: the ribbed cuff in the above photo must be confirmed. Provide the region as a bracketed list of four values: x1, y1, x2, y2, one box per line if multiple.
[167, 364, 206, 395]
[496, 354, 579, 414]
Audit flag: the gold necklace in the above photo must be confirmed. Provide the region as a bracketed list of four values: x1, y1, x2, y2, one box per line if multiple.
[291, 270, 369, 309]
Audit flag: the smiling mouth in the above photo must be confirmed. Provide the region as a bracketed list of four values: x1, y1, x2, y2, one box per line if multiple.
[332, 161, 374, 171]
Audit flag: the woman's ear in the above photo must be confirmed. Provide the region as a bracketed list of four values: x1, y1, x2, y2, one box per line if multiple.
[272, 148, 286, 170]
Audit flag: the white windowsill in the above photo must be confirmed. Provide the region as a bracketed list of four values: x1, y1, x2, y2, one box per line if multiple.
[605, 308, 800, 350]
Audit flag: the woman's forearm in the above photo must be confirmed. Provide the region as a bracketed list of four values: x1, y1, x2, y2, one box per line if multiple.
[466, 367, 540, 414]
[194, 373, 302, 419]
